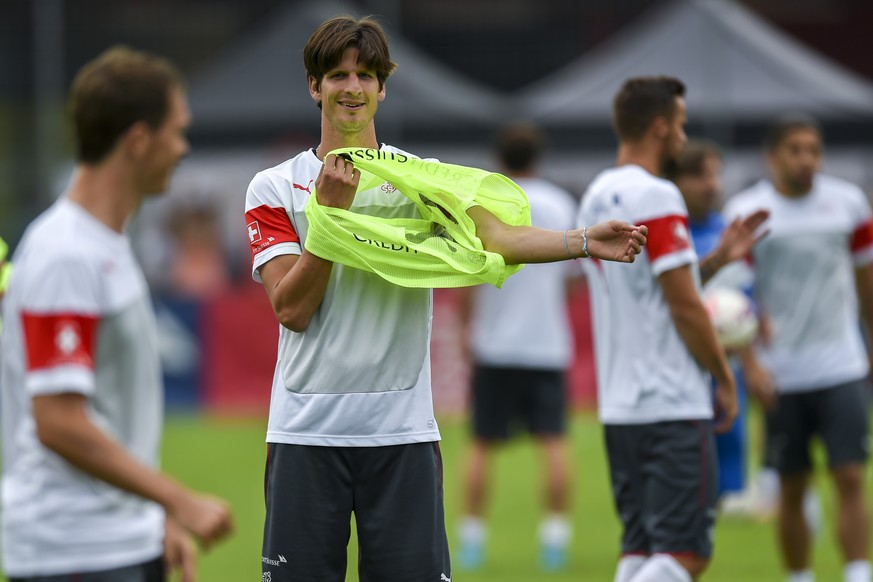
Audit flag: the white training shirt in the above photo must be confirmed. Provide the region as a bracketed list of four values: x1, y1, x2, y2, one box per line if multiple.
[470, 177, 579, 369]
[724, 175, 873, 392]
[0, 198, 164, 577]
[578, 165, 713, 424]
[244, 146, 441, 446]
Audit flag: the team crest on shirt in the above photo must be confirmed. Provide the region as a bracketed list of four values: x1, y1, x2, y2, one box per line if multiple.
[672, 221, 690, 244]
[55, 321, 82, 355]
[247, 220, 262, 244]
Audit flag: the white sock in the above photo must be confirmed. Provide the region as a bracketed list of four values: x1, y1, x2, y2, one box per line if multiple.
[845, 560, 872, 582]
[787, 570, 814, 582]
[614, 554, 647, 582]
[458, 515, 486, 546]
[539, 514, 571, 548]
[629, 554, 692, 582]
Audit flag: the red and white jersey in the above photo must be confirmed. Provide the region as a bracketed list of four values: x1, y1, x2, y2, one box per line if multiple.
[724, 175, 873, 392]
[244, 146, 440, 446]
[470, 177, 579, 369]
[0, 198, 163, 577]
[578, 165, 712, 424]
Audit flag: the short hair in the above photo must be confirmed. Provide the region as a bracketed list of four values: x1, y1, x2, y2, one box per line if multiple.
[763, 113, 822, 151]
[495, 122, 545, 173]
[612, 76, 686, 141]
[67, 46, 183, 164]
[304, 16, 397, 93]
[665, 140, 722, 182]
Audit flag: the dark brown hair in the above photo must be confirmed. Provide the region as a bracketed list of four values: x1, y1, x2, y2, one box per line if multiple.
[612, 76, 685, 141]
[303, 16, 396, 95]
[495, 122, 545, 173]
[67, 46, 183, 164]
[665, 140, 722, 181]
[763, 113, 822, 151]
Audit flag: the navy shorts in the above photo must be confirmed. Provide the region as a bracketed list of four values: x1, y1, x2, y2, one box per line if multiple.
[9, 558, 164, 582]
[765, 378, 870, 475]
[605, 420, 719, 558]
[471, 365, 567, 440]
[262, 442, 451, 582]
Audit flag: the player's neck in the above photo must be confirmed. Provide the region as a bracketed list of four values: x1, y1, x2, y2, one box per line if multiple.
[67, 164, 141, 233]
[317, 123, 380, 160]
[771, 177, 812, 199]
[616, 143, 663, 177]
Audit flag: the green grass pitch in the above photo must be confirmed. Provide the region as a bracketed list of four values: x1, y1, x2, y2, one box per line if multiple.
[0, 410, 850, 581]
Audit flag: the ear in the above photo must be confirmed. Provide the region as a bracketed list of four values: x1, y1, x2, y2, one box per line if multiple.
[308, 76, 321, 105]
[651, 116, 668, 140]
[120, 121, 152, 160]
[377, 81, 386, 103]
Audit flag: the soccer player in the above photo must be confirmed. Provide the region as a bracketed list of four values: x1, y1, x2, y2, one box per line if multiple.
[578, 77, 737, 582]
[667, 141, 756, 503]
[244, 16, 646, 582]
[0, 47, 234, 582]
[456, 123, 579, 572]
[724, 114, 873, 582]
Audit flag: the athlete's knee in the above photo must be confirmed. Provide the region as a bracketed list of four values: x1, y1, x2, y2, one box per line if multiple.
[832, 463, 866, 498]
[779, 472, 810, 506]
[672, 553, 710, 578]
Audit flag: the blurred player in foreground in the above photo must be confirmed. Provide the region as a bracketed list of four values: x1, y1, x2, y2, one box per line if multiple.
[579, 77, 738, 582]
[0, 46, 233, 582]
[245, 16, 646, 582]
[725, 114, 873, 582]
[457, 123, 580, 572]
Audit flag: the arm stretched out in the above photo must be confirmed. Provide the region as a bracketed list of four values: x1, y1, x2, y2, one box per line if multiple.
[467, 206, 647, 265]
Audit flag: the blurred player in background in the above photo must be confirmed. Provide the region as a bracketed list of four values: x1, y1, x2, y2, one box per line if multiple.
[456, 123, 580, 572]
[0, 46, 234, 582]
[579, 76, 737, 582]
[724, 114, 873, 582]
[245, 16, 646, 582]
[667, 141, 758, 505]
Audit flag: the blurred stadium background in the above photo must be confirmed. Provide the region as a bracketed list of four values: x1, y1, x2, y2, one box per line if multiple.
[1, 0, 872, 580]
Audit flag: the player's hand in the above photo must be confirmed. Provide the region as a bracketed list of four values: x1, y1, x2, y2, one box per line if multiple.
[315, 153, 360, 210]
[164, 517, 197, 582]
[170, 492, 234, 550]
[713, 377, 739, 434]
[584, 221, 648, 263]
[716, 210, 770, 264]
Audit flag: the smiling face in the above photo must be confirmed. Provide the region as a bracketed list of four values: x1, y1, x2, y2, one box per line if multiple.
[309, 47, 385, 139]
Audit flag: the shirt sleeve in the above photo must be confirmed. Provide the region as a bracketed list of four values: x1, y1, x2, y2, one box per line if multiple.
[244, 171, 301, 282]
[846, 185, 873, 267]
[636, 184, 697, 276]
[20, 256, 102, 396]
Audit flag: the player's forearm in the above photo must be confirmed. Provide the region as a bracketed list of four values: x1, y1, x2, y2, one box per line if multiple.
[267, 251, 335, 332]
[670, 299, 734, 386]
[34, 400, 189, 512]
[698, 247, 728, 285]
[468, 206, 583, 265]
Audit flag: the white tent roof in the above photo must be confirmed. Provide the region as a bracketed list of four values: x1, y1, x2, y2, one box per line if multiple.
[517, 0, 873, 124]
[188, 0, 508, 131]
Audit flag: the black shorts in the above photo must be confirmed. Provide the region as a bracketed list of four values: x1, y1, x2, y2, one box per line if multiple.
[9, 558, 164, 582]
[262, 442, 451, 582]
[604, 420, 718, 558]
[471, 365, 567, 440]
[765, 378, 871, 475]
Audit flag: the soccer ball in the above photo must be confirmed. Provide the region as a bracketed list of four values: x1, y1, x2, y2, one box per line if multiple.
[703, 287, 758, 349]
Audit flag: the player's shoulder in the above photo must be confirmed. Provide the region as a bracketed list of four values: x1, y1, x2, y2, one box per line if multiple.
[816, 173, 866, 202]
[15, 201, 108, 277]
[590, 165, 678, 199]
[251, 150, 317, 187]
[724, 179, 771, 214]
